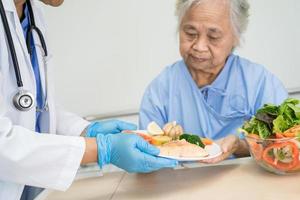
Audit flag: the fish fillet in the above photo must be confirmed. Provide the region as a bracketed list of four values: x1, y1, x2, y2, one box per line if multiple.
[158, 139, 209, 158]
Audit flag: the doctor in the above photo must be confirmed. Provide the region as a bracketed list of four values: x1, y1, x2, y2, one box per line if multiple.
[0, 0, 177, 200]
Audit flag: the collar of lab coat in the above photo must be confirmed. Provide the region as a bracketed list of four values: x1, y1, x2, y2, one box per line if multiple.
[3, 0, 48, 95]
[2, 0, 46, 52]
[2, 0, 15, 12]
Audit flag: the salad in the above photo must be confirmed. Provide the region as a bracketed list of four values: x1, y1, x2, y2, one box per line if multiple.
[240, 98, 300, 173]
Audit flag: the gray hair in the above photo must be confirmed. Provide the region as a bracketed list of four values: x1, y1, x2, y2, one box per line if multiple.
[176, 0, 250, 44]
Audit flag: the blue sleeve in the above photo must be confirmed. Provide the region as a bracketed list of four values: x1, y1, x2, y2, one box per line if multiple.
[139, 81, 168, 130]
[252, 71, 288, 113]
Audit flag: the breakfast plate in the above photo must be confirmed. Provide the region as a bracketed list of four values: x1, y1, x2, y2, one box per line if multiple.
[123, 129, 222, 161]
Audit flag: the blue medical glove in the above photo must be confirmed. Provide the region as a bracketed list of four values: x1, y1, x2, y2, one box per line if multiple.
[96, 133, 178, 173]
[86, 120, 137, 137]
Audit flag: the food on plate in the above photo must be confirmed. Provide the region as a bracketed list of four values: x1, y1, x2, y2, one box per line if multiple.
[150, 135, 172, 146]
[122, 130, 153, 142]
[123, 122, 215, 159]
[240, 98, 300, 174]
[123, 130, 172, 145]
[180, 133, 205, 148]
[201, 137, 213, 145]
[147, 121, 164, 135]
[158, 139, 209, 158]
[147, 121, 184, 139]
[162, 121, 183, 139]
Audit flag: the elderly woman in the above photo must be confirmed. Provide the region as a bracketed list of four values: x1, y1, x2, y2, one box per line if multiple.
[139, 0, 288, 162]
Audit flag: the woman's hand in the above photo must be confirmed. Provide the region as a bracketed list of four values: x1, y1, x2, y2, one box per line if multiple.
[200, 135, 240, 164]
[162, 121, 183, 139]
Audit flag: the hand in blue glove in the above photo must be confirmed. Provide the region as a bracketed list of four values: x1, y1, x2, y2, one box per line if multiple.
[86, 120, 137, 137]
[96, 133, 178, 173]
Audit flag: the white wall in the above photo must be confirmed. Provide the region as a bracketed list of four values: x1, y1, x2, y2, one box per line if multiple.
[44, 0, 300, 117]
[235, 0, 300, 89]
[44, 0, 179, 117]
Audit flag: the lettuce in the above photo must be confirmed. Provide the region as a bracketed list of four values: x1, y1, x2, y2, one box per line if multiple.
[241, 98, 300, 138]
[257, 120, 272, 139]
[287, 104, 300, 119]
[241, 118, 272, 139]
[273, 115, 290, 133]
[256, 104, 279, 117]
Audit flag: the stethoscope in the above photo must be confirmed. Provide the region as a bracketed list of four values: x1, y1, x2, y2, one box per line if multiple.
[0, 0, 48, 112]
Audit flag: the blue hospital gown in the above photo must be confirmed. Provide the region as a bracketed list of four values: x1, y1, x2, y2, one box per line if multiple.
[139, 54, 288, 140]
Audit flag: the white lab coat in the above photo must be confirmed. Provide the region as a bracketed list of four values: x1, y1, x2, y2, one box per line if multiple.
[0, 0, 90, 199]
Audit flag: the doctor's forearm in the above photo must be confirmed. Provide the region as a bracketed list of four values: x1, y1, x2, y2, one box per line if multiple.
[81, 138, 98, 164]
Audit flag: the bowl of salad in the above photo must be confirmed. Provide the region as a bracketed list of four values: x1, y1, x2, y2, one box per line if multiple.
[240, 98, 300, 175]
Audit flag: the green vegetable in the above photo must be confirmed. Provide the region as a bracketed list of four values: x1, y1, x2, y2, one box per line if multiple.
[287, 103, 300, 119]
[242, 118, 272, 139]
[256, 112, 276, 131]
[278, 102, 295, 124]
[180, 133, 205, 148]
[257, 120, 272, 139]
[273, 115, 290, 133]
[241, 98, 300, 139]
[256, 103, 279, 117]
[282, 98, 299, 105]
[242, 118, 260, 133]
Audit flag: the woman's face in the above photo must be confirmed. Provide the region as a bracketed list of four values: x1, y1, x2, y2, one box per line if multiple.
[179, 0, 236, 72]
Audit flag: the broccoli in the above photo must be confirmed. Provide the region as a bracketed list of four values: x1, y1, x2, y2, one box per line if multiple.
[179, 133, 205, 148]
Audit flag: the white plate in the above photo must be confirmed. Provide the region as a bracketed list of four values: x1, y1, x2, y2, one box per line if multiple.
[158, 143, 222, 161]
